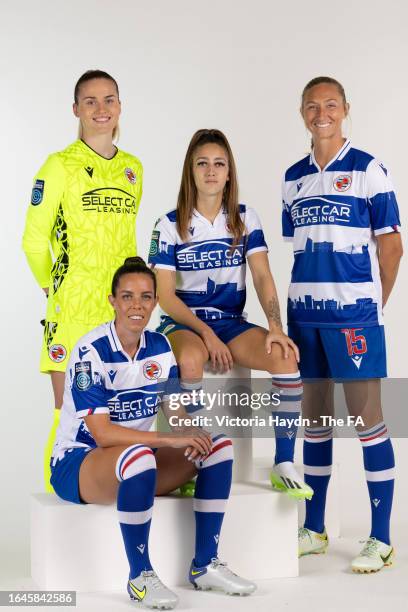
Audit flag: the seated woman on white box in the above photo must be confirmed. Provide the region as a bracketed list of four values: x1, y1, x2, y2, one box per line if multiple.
[149, 129, 309, 499]
[50, 257, 256, 609]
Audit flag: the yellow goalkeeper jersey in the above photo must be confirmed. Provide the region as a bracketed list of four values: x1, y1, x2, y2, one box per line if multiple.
[23, 140, 143, 325]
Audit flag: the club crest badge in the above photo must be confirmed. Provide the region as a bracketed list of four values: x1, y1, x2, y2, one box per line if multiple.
[125, 167, 137, 184]
[333, 175, 352, 191]
[49, 344, 67, 363]
[143, 360, 162, 380]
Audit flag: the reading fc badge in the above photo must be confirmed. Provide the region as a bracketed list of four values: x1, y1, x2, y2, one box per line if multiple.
[333, 175, 352, 191]
[49, 344, 67, 363]
[143, 361, 162, 380]
[125, 167, 137, 184]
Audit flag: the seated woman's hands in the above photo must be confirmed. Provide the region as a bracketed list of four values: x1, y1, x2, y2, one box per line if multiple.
[167, 426, 213, 462]
[265, 329, 300, 362]
[200, 328, 233, 372]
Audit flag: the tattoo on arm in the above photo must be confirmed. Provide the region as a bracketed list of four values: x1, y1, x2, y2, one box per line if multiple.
[267, 298, 282, 328]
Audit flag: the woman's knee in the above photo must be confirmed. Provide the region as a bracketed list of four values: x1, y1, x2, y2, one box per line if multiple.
[177, 346, 206, 379]
[266, 344, 299, 375]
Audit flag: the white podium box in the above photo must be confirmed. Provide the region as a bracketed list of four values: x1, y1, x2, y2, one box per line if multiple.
[203, 364, 253, 482]
[31, 483, 298, 591]
[251, 458, 341, 537]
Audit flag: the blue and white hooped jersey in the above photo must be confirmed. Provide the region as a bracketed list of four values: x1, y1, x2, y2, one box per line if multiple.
[282, 140, 401, 328]
[148, 205, 268, 320]
[51, 322, 181, 463]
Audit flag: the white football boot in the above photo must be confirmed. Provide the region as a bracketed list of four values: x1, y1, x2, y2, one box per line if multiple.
[270, 462, 314, 500]
[189, 558, 256, 595]
[127, 570, 178, 609]
[298, 527, 329, 557]
[351, 537, 394, 573]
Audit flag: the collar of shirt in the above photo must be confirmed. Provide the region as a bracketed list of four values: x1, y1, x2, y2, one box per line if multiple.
[192, 206, 227, 228]
[108, 320, 146, 362]
[309, 139, 351, 172]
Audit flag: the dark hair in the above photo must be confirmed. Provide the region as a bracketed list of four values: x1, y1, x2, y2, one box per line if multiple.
[176, 129, 244, 247]
[74, 69, 119, 104]
[301, 76, 347, 110]
[111, 257, 156, 296]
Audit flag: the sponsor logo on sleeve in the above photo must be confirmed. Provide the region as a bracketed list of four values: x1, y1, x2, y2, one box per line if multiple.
[149, 230, 160, 257]
[125, 167, 137, 184]
[49, 344, 67, 363]
[31, 179, 45, 205]
[74, 361, 92, 391]
[143, 360, 162, 380]
[333, 175, 352, 191]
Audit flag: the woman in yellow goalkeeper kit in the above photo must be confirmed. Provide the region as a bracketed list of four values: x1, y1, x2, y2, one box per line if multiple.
[22, 70, 143, 491]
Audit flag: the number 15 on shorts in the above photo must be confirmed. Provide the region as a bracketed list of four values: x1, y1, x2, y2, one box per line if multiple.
[341, 328, 368, 356]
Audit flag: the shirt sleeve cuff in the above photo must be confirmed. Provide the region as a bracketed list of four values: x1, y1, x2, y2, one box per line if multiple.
[76, 407, 109, 418]
[246, 246, 268, 257]
[151, 263, 176, 271]
[374, 225, 401, 236]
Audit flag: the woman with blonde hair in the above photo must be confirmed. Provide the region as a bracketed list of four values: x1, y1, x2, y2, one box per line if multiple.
[282, 76, 402, 571]
[23, 70, 143, 491]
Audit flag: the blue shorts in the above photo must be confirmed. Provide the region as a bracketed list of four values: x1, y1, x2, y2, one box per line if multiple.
[50, 446, 160, 505]
[157, 315, 258, 344]
[50, 447, 92, 505]
[288, 325, 387, 380]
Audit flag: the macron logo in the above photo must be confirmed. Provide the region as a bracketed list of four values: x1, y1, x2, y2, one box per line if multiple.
[214, 534, 219, 544]
[137, 544, 145, 554]
[372, 498, 381, 508]
[79, 347, 90, 360]
[108, 370, 117, 383]
[351, 355, 363, 370]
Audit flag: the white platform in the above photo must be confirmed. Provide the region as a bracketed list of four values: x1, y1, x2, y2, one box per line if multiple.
[204, 364, 253, 481]
[252, 458, 341, 537]
[31, 482, 298, 591]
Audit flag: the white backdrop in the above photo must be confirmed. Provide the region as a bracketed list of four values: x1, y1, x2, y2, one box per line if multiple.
[1, 0, 407, 579]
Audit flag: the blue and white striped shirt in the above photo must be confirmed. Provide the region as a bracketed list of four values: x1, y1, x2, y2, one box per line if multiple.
[282, 140, 401, 327]
[149, 204, 268, 320]
[52, 323, 180, 462]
